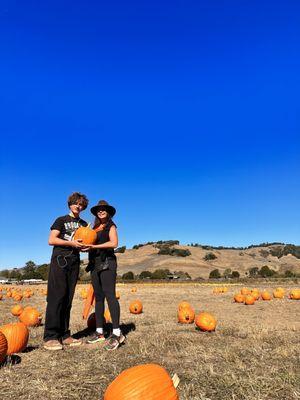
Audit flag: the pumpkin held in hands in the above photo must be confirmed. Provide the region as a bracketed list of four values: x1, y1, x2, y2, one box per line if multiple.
[74, 225, 97, 245]
[104, 363, 179, 400]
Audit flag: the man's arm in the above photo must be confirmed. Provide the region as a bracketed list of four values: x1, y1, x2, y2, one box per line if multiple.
[48, 230, 84, 249]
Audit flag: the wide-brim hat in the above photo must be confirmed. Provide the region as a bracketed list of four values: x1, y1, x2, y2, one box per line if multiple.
[90, 200, 116, 217]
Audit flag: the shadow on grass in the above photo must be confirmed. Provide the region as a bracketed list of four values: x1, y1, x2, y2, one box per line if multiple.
[0, 354, 22, 368]
[23, 345, 39, 353]
[73, 322, 136, 339]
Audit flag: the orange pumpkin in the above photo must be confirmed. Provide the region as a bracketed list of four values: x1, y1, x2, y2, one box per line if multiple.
[273, 289, 284, 299]
[11, 305, 23, 316]
[104, 309, 111, 323]
[19, 308, 42, 327]
[0, 332, 8, 363]
[6, 291, 12, 298]
[195, 312, 217, 332]
[104, 363, 179, 400]
[178, 301, 191, 311]
[244, 295, 255, 305]
[131, 287, 137, 293]
[261, 291, 272, 300]
[115, 291, 120, 299]
[129, 300, 143, 314]
[178, 307, 195, 324]
[13, 294, 23, 302]
[0, 322, 29, 355]
[241, 287, 250, 295]
[234, 294, 245, 303]
[73, 226, 97, 245]
[289, 289, 300, 300]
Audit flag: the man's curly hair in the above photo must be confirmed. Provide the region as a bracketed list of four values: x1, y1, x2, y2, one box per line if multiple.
[67, 192, 89, 210]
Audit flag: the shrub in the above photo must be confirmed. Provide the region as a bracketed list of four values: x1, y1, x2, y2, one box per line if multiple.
[259, 265, 276, 277]
[139, 270, 153, 279]
[284, 270, 295, 278]
[151, 269, 171, 279]
[259, 249, 269, 258]
[122, 271, 134, 280]
[204, 252, 217, 261]
[231, 271, 240, 278]
[157, 246, 191, 257]
[209, 269, 221, 279]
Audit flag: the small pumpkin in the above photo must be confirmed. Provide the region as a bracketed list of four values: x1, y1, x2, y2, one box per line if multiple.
[11, 305, 23, 316]
[178, 307, 195, 324]
[195, 312, 217, 332]
[241, 287, 250, 295]
[129, 300, 143, 314]
[273, 289, 284, 299]
[244, 295, 255, 305]
[261, 291, 272, 300]
[178, 301, 191, 311]
[104, 363, 179, 400]
[73, 225, 97, 245]
[19, 308, 42, 327]
[0, 332, 8, 363]
[234, 293, 245, 303]
[131, 287, 137, 293]
[0, 322, 29, 355]
[289, 289, 300, 300]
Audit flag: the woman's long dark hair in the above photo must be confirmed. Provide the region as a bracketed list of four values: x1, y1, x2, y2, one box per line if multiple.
[93, 215, 112, 230]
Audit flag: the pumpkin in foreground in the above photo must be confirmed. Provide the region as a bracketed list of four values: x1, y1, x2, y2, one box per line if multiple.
[104, 363, 179, 400]
[0, 332, 8, 363]
[195, 312, 217, 332]
[0, 322, 29, 355]
[129, 300, 143, 314]
[19, 308, 42, 327]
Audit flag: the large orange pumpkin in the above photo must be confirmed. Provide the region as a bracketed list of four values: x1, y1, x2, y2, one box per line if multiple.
[104, 363, 179, 400]
[178, 307, 195, 324]
[73, 226, 97, 245]
[0, 322, 29, 355]
[129, 300, 143, 314]
[19, 308, 42, 327]
[195, 312, 217, 332]
[0, 332, 8, 363]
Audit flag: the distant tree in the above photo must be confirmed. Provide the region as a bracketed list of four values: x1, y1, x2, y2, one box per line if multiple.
[231, 271, 240, 278]
[259, 265, 276, 278]
[151, 269, 170, 279]
[36, 264, 49, 280]
[209, 269, 221, 279]
[139, 270, 152, 279]
[248, 267, 259, 277]
[284, 270, 295, 278]
[0, 269, 10, 278]
[122, 271, 134, 280]
[223, 268, 232, 279]
[204, 253, 217, 261]
[9, 269, 22, 280]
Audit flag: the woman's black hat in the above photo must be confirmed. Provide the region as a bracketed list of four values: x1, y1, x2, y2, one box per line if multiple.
[90, 200, 116, 217]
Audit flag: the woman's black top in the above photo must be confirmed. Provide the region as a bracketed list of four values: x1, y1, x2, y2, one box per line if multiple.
[88, 220, 116, 268]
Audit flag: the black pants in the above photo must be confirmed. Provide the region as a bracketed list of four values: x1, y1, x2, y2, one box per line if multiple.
[44, 254, 79, 341]
[91, 259, 120, 329]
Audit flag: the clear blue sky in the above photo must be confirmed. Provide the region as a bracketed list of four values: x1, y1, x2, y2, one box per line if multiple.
[0, 0, 299, 269]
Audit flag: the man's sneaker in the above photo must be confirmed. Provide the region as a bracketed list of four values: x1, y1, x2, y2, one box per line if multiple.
[43, 339, 63, 351]
[62, 337, 82, 347]
[104, 333, 125, 351]
[87, 332, 105, 344]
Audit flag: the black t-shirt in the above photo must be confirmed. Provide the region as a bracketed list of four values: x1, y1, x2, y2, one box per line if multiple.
[50, 214, 87, 256]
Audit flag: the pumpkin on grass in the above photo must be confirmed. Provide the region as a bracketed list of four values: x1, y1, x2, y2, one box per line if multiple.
[178, 301, 191, 311]
[0, 332, 8, 363]
[234, 294, 245, 303]
[178, 307, 195, 324]
[129, 300, 143, 314]
[289, 289, 300, 300]
[74, 225, 97, 245]
[104, 363, 179, 400]
[261, 291, 272, 300]
[244, 295, 255, 305]
[273, 289, 284, 299]
[0, 322, 29, 355]
[11, 305, 23, 317]
[195, 312, 217, 332]
[19, 308, 42, 327]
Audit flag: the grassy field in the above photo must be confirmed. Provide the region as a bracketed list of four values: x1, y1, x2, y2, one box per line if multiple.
[0, 283, 300, 400]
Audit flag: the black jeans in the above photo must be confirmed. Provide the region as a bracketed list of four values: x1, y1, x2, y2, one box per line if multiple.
[44, 254, 79, 341]
[91, 259, 120, 329]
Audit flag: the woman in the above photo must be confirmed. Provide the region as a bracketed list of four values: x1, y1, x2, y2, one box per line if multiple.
[86, 200, 125, 350]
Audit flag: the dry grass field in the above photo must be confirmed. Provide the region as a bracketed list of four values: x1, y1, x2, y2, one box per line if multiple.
[0, 283, 300, 400]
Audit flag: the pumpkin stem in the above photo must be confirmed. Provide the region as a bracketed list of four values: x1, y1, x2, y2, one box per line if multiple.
[172, 373, 180, 388]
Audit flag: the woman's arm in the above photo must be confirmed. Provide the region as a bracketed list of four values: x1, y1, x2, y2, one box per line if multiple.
[90, 225, 118, 249]
[48, 230, 84, 249]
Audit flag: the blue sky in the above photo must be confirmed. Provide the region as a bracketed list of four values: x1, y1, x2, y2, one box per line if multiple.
[0, 0, 299, 269]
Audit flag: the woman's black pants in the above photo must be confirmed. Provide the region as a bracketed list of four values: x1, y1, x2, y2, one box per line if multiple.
[91, 260, 120, 329]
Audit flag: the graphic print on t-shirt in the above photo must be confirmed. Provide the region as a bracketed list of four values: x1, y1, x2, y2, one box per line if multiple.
[63, 221, 82, 241]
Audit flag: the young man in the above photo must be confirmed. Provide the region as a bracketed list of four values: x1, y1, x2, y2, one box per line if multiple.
[43, 192, 88, 351]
